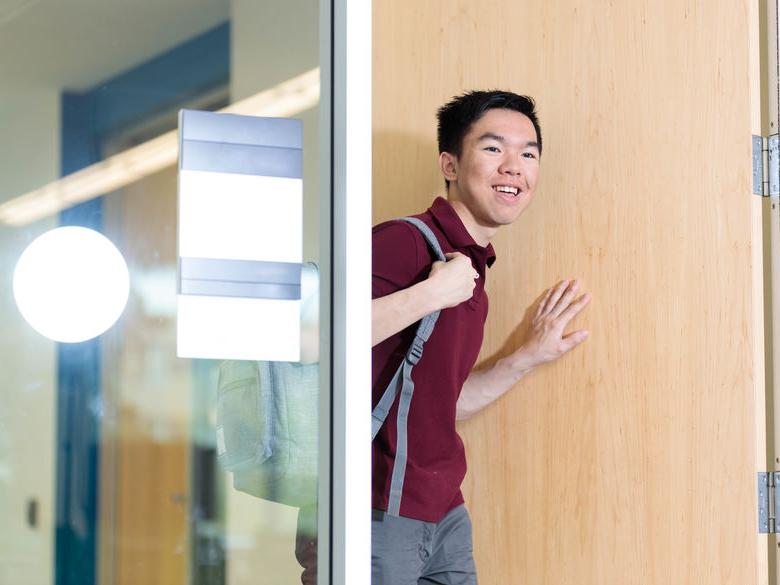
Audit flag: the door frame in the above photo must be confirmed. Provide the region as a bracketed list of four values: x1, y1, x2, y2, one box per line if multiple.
[321, 0, 372, 583]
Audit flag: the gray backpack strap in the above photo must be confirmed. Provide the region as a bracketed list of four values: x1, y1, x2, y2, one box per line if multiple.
[371, 216, 446, 516]
[371, 217, 445, 439]
[398, 217, 446, 263]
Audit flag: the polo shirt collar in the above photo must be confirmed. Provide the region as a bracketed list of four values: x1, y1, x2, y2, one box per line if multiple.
[429, 197, 497, 267]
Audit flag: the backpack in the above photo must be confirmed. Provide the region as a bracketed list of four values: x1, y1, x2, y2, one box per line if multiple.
[371, 217, 446, 517]
[216, 353, 319, 507]
[215, 217, 443, 512]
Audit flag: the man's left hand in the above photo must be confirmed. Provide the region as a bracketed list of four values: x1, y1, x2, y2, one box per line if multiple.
[514, 279, 591, 368]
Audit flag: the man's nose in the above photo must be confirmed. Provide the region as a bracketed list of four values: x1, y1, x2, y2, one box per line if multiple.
[498, 153, 523, 175]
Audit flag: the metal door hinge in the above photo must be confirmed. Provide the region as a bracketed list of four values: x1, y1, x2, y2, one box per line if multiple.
[758, 472, 780, 532]
[753, 134, 779, 196]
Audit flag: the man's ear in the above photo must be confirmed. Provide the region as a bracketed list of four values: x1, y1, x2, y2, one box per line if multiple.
[438, 151, 458, 183]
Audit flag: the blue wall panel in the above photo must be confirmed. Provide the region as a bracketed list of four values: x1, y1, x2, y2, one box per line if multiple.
[55, 90, 103, 585]
[93, 22, 230, 140]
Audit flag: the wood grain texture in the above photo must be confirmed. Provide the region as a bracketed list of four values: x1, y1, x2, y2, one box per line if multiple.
[374, 1, 760, 583]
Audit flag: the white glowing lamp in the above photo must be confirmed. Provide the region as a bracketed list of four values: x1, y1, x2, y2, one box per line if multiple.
[176, 110, 304, 361]
[13, 226, 129, 343]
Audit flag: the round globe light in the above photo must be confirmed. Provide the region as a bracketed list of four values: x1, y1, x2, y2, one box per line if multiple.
[13, 226, 130, 343]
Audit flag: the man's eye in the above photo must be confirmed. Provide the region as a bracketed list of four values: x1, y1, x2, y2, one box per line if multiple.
[484, 146, 500, 153]
[522, 152, 537, 159]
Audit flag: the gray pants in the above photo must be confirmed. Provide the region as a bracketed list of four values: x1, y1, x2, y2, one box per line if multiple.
[371, 505, 478, 585]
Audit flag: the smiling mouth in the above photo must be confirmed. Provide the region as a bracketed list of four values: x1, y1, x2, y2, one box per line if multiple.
[493, 185, 520, 196]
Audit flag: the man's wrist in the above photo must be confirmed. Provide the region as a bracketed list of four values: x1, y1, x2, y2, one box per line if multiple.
[415, 277, 444, 315]
[502, 346, 538, 380]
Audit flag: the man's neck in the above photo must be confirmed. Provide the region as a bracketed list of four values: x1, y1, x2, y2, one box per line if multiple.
[447, 196, 496, 248]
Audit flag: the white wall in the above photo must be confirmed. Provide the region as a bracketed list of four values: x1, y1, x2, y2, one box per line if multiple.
[0, 87, 61, 204]
[0, 87, 60, 585]
[0, 218, 58, 585]
[230, 0, 319, 101]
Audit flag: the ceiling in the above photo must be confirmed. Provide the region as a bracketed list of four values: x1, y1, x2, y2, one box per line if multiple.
[0, 0, 230, 92]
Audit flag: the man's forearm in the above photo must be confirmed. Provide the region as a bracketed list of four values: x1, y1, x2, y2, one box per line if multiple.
[372, 280, 440, 347]
[456, 350, 536, 421]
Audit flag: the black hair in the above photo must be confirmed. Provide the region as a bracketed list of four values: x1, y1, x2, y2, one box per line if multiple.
[436, 90, 542, 187]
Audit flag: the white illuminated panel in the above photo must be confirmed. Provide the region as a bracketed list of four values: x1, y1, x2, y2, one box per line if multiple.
[176, 110, 303, 361]
[177, 295, 300, 361]
[179, 170, 302, 263]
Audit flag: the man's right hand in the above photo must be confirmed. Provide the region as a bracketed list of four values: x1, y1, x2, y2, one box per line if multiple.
[427, 252, 477, 309]
[372, 252, 477, 347]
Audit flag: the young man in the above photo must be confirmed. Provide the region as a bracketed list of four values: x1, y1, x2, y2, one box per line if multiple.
[371, 90, 591, 584]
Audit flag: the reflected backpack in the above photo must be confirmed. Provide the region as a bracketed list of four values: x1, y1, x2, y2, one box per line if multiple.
[216, 359, 318, 507]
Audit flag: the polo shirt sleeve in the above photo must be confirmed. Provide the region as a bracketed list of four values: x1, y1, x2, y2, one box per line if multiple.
[372, 220, 429, 300]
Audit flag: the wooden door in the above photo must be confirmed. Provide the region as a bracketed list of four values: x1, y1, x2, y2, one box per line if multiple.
[373, 1, 767, 583]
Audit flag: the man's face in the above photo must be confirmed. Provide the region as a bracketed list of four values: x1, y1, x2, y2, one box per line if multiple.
[440, 108, 540, 239]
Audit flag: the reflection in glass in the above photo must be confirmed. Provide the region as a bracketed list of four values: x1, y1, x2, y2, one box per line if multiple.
[0, 2, 324, 584]
[216, 262, 320, 583]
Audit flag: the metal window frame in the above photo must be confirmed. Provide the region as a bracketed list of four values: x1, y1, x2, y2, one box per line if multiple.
[319, 0, 372, 583]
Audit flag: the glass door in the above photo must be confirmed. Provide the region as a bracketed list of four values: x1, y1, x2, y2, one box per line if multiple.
[0, 0, 366, 583]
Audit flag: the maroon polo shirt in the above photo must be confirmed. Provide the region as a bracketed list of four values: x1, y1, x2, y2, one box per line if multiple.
[372, 196, 496, 522]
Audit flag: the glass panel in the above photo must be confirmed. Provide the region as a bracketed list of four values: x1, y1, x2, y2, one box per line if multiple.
[0, 2, 326, 585]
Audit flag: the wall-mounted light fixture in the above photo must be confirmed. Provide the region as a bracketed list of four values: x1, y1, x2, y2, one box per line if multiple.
[176, 110, 303, 361]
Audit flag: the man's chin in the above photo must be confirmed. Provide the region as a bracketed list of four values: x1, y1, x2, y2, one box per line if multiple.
[491, 208, 528, 227]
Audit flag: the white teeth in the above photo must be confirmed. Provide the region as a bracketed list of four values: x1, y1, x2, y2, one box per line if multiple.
[494, 185, 519, 195]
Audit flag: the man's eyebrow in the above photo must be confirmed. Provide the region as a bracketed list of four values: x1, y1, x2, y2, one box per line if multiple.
[478, 133, 540, 150]
[477, 132, 505, 142]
